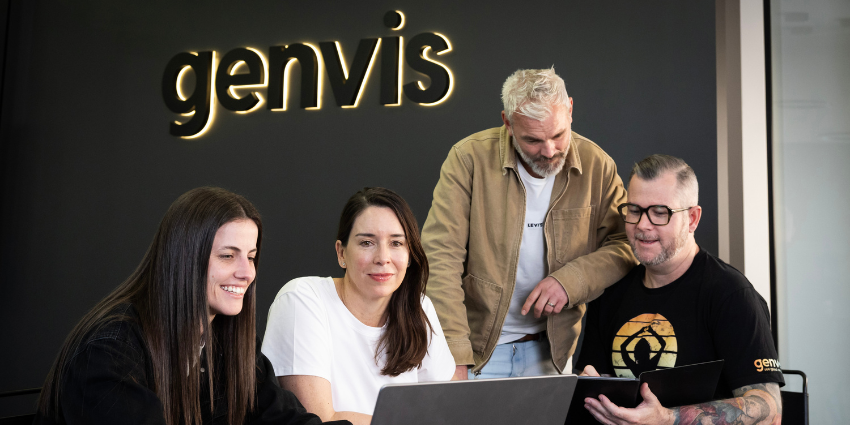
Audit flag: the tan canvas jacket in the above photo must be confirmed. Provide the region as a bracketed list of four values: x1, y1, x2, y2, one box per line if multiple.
[422, 126, 637, 373]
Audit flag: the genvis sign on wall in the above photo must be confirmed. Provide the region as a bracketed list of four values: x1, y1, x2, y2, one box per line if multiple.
[161, 11, 454, 138]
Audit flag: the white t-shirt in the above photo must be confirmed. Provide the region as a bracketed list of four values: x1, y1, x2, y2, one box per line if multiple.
[498, 162, 556, 345]
[261, 276, 455, 415]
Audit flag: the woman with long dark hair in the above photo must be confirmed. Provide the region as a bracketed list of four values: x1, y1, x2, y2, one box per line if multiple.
[261, 187, 455, 425]
[36, 187, 349, 425]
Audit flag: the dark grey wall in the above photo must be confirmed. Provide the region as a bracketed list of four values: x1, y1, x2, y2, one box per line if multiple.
[0, 0, 715, 416]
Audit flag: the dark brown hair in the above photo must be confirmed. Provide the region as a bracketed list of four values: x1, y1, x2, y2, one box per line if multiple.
[38, 187, 262, 425]
[337, 187, 432, 376]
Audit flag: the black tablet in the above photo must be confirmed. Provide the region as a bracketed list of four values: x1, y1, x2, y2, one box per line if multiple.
[565, 360, 724, 424]
[639, 360, 725, 407]
[565, 376, 640, 424]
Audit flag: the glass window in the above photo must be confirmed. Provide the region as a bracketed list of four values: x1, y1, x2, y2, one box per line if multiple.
[770, 0, 850, 422]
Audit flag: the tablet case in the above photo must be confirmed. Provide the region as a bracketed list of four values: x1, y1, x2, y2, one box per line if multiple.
[565, 360, 724, 424]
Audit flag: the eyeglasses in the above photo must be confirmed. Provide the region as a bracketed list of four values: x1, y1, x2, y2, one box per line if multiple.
[618, 203, 693, 226]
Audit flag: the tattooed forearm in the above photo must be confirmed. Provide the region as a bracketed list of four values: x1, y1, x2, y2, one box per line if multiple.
[671, 383, 781, 425]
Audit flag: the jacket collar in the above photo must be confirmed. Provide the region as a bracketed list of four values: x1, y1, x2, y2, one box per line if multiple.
[499, 125, 583, 176]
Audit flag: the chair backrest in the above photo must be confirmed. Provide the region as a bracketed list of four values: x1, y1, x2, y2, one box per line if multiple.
[0, 388, 41, 425]
[780, 369, 808, 425]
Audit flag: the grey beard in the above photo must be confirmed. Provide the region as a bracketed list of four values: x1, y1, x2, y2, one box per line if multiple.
[631, 225, 689, 266]
[513, 143, 567, 177]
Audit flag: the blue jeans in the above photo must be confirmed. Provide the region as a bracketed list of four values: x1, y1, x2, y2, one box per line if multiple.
[469, 338, 570, 379]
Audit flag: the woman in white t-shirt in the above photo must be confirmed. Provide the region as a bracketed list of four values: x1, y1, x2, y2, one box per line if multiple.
[261, 187, 455, 425]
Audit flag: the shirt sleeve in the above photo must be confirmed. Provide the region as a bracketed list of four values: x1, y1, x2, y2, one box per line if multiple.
[261, 279, 333, 382]
[710, 287, 785, 390]
[421, 146, 476, 366]
[248, 349, 351, 425]
[417, 296, 459, 382]
[574, 297, 614, 375]
[57, 337, 167, 425]
[549, 153, 636, 307]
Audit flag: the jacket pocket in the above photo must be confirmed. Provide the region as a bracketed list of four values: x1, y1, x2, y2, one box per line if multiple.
[552, 206, 594, 264]
[461, 273, 502, 354]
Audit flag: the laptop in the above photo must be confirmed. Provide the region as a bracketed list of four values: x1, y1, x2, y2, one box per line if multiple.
[371, 374, 578, 425]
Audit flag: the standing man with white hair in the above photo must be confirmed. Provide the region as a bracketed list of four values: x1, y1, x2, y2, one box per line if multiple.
[421, 68, 637, 380]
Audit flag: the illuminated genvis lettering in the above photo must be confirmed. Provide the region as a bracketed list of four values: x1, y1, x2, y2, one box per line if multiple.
[161, 11, 454, 138]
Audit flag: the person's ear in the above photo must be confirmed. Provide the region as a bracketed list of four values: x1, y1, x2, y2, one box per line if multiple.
[501, 111, 512, 136]
[335, 240, 346, 268]
[688, 206, 702, 233]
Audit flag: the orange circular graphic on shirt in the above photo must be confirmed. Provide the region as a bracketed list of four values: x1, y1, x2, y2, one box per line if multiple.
[611, 313, 677, 378]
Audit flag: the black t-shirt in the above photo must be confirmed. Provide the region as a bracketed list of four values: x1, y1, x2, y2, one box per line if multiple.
[576, 248, 784, 399]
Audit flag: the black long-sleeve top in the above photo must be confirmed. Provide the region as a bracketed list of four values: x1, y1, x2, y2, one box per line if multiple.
[34, 304, 350, 425]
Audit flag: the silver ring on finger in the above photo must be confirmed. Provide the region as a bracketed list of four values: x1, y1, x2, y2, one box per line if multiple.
[546, 301, 556, 307]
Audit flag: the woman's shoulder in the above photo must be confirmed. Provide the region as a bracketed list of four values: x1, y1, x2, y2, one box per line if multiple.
[273, 276, 334, 301]
[420, 294, 437, 311]
[269, 277, 342, 316]
[419, 295, 444, 329]
[72, 303, 147, 361]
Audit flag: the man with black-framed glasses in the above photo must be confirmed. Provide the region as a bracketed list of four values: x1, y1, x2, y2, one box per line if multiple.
[575, 154, 784, 425]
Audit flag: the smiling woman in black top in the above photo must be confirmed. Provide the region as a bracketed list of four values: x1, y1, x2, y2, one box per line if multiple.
[35, 187, 347, 425]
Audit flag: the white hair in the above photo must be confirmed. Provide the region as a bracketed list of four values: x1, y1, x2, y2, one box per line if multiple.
[501, 67, 570, 124]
